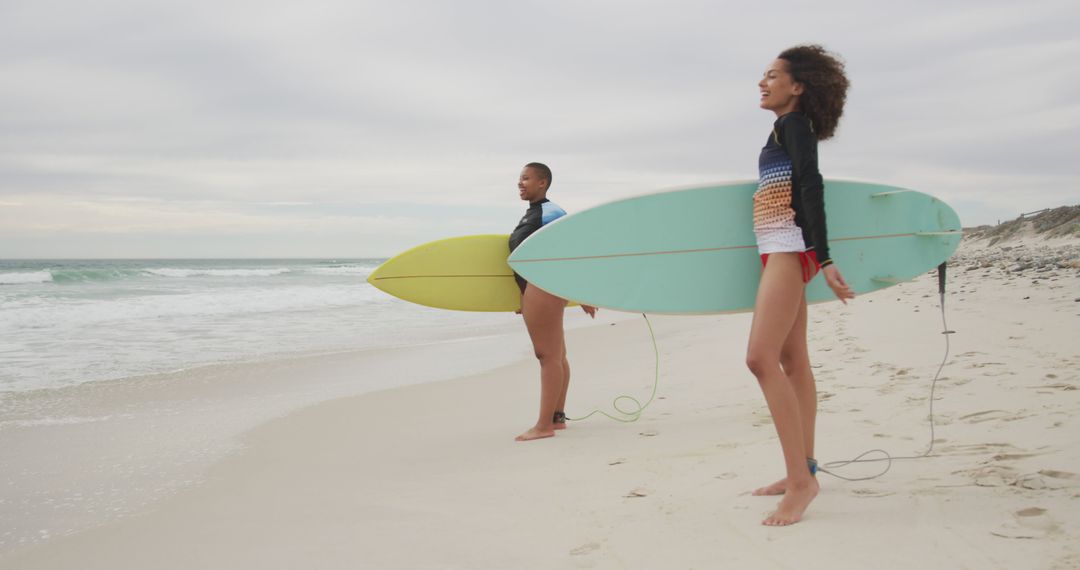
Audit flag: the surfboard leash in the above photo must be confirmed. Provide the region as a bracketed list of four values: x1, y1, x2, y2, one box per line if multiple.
[565, 313, 661, 423]
[564, 260, 955, 475]
[817, 261, 955, 481]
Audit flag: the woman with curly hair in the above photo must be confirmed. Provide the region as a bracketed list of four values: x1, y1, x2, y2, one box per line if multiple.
[747, 45, 853, 525]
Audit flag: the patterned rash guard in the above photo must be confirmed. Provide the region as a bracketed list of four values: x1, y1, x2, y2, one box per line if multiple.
[754, 112, 831, 264]
[508, 198, 567, 292]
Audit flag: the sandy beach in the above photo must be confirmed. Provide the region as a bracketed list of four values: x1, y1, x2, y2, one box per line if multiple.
[3, 223, 1079, 569]
[4, 0, 1078, 566]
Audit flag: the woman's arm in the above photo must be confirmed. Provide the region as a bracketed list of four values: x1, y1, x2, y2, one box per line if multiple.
[779, 114, 831, 266]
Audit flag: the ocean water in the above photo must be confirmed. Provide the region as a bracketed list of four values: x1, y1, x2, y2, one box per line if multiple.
[0, 259, 514, 393]
[0, 259, 634, 554]
[0, 258, 555, 553]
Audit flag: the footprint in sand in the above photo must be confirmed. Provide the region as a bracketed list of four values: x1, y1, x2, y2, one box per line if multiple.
[1039, 469, 1079, 481]
[959, 410, 1028, 424]
[955, 464, 1018, 487]
[964, 361, 1007, 369]
[1033, 382, 1078, 392]
[875, 380, 899, 395]
[1011, 473, 1051, 490]
[963, 412, 1002, 421]
[939, 442, 1019, 456]
[570, 542, 601, 556]
[934, 412, 957, 426]
[868, 362, 894, 376]
[991, 507, 1060, 539]
[1018, 470, 1080, 491]
[992, 452, 1041, 461]
[852, 488, 895, 498]
[1052, 554, 1080, 570]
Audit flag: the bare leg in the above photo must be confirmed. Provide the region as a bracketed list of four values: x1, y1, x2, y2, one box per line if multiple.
[554, 339, 570, 430]
[753, 296, 817, 496]
[516, 284, 567, 442]
[745, 254, 819, 525]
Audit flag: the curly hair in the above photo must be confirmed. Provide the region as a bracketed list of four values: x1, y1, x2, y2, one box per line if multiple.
[778, 45, 849, 141]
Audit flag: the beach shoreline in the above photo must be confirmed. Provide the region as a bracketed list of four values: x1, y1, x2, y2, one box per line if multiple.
[0, 309, 627, 555]
[3, 234, 1079, 568]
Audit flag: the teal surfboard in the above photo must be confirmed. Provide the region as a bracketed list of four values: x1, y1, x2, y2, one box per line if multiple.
[507, 180, 962, 314]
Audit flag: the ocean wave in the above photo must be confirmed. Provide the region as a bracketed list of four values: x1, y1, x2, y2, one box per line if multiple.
[0, 271, 54, 285]
[0, 415, 114, 429]
[0, 284, 382, 330]
[144, 268, 294, 278]
[303, 265, 377, 276]
[50, 268, 147, 283]
[2, 262, 382, 285]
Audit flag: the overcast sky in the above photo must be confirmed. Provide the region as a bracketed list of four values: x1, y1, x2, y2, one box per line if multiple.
[1, 0, 1077, 258]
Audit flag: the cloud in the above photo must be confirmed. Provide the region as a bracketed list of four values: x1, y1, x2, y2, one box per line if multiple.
[0, 194, 423, 235]
[1, 0, 1078, 256]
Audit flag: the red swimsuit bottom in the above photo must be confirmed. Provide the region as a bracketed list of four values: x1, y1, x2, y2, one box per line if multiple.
[760, 250, 821, 284]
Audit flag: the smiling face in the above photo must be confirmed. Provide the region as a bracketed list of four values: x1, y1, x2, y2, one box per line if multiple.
[518, 166, 549, 202]
[758, 58, 803, 116]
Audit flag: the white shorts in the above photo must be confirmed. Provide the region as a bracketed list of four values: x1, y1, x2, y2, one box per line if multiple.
[754, 227, 807, 255]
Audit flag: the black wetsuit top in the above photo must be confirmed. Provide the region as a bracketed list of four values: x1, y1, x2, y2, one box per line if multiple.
[508, 198, 567, 292]
[755, 112, 831, 263]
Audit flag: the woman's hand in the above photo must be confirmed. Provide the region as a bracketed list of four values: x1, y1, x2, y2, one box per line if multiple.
[581, 305, 597, 318]
[823, 264, 855, 304]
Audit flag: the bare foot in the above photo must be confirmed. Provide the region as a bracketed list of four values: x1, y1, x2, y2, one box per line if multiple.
[515, 426, 555, 441]
[752, 477, 787, 496]
[762, 477, 819, 526]
[553, 423, 567, 431]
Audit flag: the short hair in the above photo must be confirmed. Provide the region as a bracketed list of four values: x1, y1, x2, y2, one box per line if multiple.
[524, 162, 553, 189]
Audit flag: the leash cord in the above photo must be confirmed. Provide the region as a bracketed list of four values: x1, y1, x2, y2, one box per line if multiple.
[819, 262, 954, 481]
[566, 313, 660, 423]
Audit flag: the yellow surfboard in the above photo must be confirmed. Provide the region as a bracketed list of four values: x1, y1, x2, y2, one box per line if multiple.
[367, 235, 524, 312]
